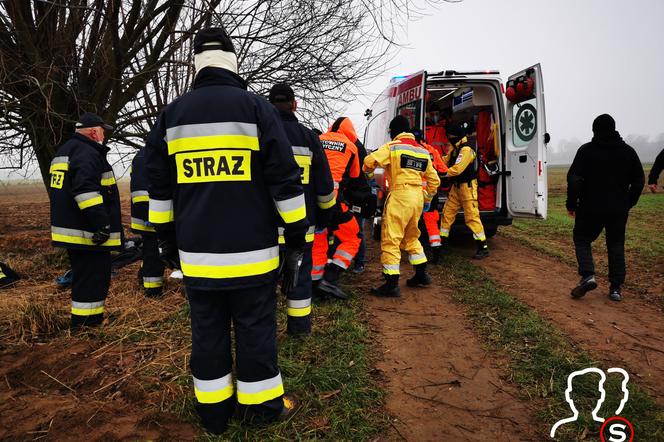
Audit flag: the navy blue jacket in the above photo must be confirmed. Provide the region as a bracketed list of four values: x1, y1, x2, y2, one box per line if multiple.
[49, 133, 122, 251]
[129, 147, 154, 235]
[145, 67, 306, 290]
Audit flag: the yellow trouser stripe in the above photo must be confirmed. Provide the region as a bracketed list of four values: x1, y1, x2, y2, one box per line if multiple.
[288, 306, 312, 317]
[71, 306, 104, 316]
[194, 385, 234, 404]
[131, 222, 156, 232]
[144, 281, 163, 288]
[52, 233, 121, 247]
[132, 195, 149, 203]
[237, 384, 284, 405]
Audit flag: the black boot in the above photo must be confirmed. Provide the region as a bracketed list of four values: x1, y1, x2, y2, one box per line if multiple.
[608, 284, 623, 302]
[407, 263, 432, 287]
[431, 246, 442, 265]
[571, 275, 598, 299]
[371, 274, 400, 297]
[317, 264, 349, 300]
[473, 240, 489, 260]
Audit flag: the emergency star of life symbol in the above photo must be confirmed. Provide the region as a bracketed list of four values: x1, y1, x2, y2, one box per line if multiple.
[515, 103, 537, 142]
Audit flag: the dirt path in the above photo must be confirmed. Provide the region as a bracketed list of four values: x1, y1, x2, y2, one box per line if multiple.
[474, 235, 664, 401]
[357, 242, 541, 441]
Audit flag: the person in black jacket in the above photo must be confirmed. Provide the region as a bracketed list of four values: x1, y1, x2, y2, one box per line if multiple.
[647, 148, 664, 192]
[268, 83, 335, 336]
[49, 112, 122, 330]
[567, 114, 645, 301]
[145, 27, 306, 433]
[130, 146, 165, 297]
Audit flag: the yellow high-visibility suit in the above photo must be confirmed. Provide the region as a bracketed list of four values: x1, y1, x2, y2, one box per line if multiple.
[440, 137, 486, 241]
[364, 133, 440, 275]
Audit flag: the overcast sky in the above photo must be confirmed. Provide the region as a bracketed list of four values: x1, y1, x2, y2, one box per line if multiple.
[344, 0, 664, 156]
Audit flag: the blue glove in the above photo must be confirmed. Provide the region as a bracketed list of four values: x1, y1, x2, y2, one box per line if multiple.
[423, 202, 431, 212]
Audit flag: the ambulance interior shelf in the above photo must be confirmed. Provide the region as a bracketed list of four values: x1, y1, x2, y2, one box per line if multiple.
[424, 84, 500, 212]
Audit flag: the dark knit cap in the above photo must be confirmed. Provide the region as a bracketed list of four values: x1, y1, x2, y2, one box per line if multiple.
[592, 114, 616, 135]
[445, 121, 467, 138]
[268, 83, 295, 103]
[193, 27, 235, 54]
[389, 115, 410, 135]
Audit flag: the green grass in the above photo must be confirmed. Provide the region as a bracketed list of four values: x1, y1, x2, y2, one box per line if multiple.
[437, 255, 664, 441]
[169, 292, 386, 441]
[503, 164, 664, 305]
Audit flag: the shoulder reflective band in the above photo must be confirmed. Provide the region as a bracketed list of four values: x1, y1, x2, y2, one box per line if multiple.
[278, 226, 315, 244]
[52, 226, 121, 247]
[71, 300, 104, 316]
[316, 191, 336, 210]
[131, 217, 156, 232]
[383, 264, 400, 275]
[409, 253, 427, 265]
[49, 156, 70, 172]
[143, 276, 163, 288]
[236, 373, 284, 405]
[131, 190, 149, 203]
[193, 374, 234, 404]
[287, 298, 312, 317]
[101, 171, 116, 186]
[166, 122, 259, 155]
[390, 144, 431, 160]
[148, 199, 174, 224]
[176, 149, 251, 184]
[179, 246, 279, 279]
[275, 194, 306, 224]
[74, 191, 104, 210]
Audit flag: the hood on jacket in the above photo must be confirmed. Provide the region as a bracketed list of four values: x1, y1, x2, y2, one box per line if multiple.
[329, 117, 358, 143]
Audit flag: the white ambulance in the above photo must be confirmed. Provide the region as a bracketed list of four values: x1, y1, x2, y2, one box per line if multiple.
[363, 64, 549, 238]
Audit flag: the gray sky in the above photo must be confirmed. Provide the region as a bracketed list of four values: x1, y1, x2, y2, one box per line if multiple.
[344, 0, 664, 159]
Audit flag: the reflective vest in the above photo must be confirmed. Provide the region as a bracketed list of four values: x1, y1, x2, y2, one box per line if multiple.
[129, 147, 155, 235]
[145, 67, 306, 290]
[276, 110, 335, 244]
[319, 125, 360, 195]
[49, 134, 122, 251]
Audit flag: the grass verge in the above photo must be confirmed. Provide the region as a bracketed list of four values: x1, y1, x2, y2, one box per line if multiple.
[169, 291, 387, 441]
[438, 254, 664, 441]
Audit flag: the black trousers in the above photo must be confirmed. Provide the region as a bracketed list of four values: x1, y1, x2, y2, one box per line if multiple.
[187, 282, 283, 431]
[284, 242, 313, 335]
[140, 234, 165, 296]
[68, 249, 111, 329]
[573, 211, 628, 287]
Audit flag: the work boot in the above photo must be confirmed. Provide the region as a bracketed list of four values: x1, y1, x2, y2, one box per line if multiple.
[312, 281, 329, 302]
[608, 285, 623, 302]
[280, 395, 298, 421]
[144, 287, 164, 298]
[570, 275, 598, 299]
[370, 274, 400, 297]
[431, 246, 442, 265]
[406, 263, 432, 287]
[473, 240, 490, 260]
[317, 264, 349, 300]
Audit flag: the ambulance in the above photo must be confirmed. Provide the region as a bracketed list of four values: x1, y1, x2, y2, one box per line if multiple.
[363, 64, 549, 239]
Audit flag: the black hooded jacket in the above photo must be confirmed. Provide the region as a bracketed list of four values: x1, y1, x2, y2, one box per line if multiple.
[648, 148, 664, 186]
[566, 131, 644, 215]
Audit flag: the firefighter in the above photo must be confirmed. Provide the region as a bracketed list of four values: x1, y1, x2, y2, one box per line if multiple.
[145, 27, 306, 433]
[439, 122, 489, 259]
[49, 112, 122, 330]
[130, 146, 165, 297]
[412, 129, 447, 264]
[315, 117, 363, 300]
[364, 116, 440, 297]
[268, 83, 335, 335]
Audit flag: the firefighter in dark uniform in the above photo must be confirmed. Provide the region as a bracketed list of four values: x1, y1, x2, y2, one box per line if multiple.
[130, 146, 165, 297]
[49, 112, 122, 330]
[145, 28, 306, 433]
[268, 83, 335, 335]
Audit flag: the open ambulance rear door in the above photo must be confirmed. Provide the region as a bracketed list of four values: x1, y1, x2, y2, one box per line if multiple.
[393, 71, 427, 133]
[505, 63, 548, 219]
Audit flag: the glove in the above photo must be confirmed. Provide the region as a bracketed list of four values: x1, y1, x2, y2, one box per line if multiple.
[158, 237, 180, 269]
[279, 247, 304, 295]
[423, 202, 431, 213]
[91, 226, 111, 245]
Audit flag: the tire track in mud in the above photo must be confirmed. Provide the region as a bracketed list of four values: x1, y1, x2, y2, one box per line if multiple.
[354, 241, 541, 441]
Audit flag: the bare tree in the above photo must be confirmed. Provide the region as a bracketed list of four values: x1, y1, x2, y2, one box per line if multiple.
[0, 0, 450, 189]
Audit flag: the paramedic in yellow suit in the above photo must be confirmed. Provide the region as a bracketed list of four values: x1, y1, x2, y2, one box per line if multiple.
[440, 122, 489, 259]
[363, 115, 441, 297]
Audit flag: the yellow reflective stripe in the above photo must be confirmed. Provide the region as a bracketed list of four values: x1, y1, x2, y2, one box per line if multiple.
[71, 306, 104, 315]
[52, 228, 121, 247]
[101, 177, 116, 186]
[195, 385, 234, 404]
[288, 306, 312, 317]
[409, 253, 427, 265]
[317, 196, 337, 210]
[78, 196, 103, 209]
[167, 135, 259, 155]
[144, 281, 163, 288]
[131, 222, 156, 232]
[383, 264, 400, 275]
[278, 205, 306, 224]
[132, 195, 149, 203]
[148, 199, 174, 224]
[237, 374, 284, 405]
[49, 163, 69, 172]
[181, 257, 279, 279]
[179, 247, 280, 279]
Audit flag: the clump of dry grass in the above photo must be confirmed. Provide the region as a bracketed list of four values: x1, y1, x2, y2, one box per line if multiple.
[0, 291, 69, 344]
